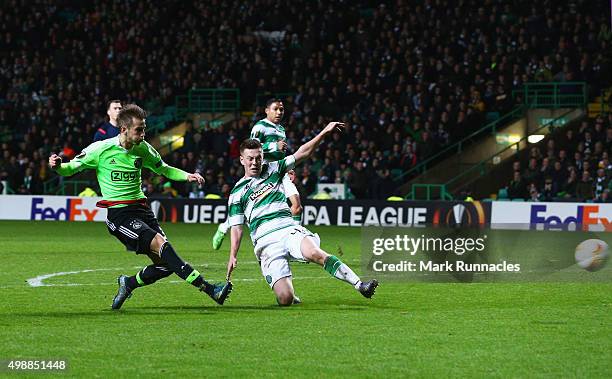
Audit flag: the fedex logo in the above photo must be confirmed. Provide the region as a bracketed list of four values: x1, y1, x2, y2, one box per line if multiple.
[31, 198, 99, 221]
[530, 205, 612, 231]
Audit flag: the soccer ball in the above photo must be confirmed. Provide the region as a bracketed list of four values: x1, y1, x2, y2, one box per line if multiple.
[574, 239, 609, 272]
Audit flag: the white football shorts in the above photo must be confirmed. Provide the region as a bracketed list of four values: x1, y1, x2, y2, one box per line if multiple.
[254, 225, 321, 288]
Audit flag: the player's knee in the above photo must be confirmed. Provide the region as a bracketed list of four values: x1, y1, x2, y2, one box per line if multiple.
[276, 292, 294, 306]
[150, 234, 167, 255]
[273, 279, 295, 306]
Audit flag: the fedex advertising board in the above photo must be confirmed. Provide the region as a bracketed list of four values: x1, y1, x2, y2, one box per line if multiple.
[491, 202, 612, 231]
[0, 195, 106, 221]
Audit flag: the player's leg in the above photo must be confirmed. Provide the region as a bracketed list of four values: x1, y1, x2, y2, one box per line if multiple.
[143, 208, 231, 301]
[260, 244, 301, 306]
[110, 207, 231, 308]
[113, 252, 173, 310]
[105, 215, 165, 309]
[272, 277, 297, 306]
[212, 217, 230, 250]
[122, 252, 172, 290]
[121, 220, 174, 290]
[288, 227, 378, 298]
[149, 232, 232, 305]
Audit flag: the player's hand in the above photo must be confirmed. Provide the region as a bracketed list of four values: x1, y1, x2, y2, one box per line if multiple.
[323, 122, 344, 135]
[187, 173, 205, 185]
[277, 140, 287, 151]
[226, 256, 237, 280]
[48, 154, 62, 170]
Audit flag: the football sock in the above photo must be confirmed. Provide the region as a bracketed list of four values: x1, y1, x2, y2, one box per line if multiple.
[125, 264, 172, 291]
[323, 255, 362, 289]
[218, 220, 230, 234]
[159, 242, 214, 293]
[292, 215, 302, 223]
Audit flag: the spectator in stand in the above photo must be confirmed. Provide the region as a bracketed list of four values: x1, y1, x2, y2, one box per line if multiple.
[560, 168, 579, 199]
[507, 171, 528, 200]
[181, 121, 196, 153]
[299, 166, 316, 197]
[595, 189, 611, 203]
[541, 178, 555, 201]
[144, 182, 163, 198]
[522, 158, 539, 185]
[527, 183, 542, 202]
[347, 161, 368, 199]
[551, 161, 567, 193]
[23, 166, 42, 194]
[539, 157, 553, 187]
[575, 171, 594, 201]
[594, 168, 608, 199]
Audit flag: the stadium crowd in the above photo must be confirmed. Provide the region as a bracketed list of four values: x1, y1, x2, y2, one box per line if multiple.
[0, 0, 610, 199]
[503, 113, 612, 202]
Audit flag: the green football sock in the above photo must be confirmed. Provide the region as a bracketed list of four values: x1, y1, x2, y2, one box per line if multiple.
[323, 255, 361, 288]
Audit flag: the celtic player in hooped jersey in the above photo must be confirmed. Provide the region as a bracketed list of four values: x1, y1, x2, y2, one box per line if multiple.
[249, 100, 288, 162]
[49, 104, 232, 309]
[225, 122, 378, 306]
[212, 99, 302, 249]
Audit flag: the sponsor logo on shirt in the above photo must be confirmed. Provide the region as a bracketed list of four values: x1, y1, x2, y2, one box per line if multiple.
[111, 170, 138, 182]
[249, 182, 274, 202]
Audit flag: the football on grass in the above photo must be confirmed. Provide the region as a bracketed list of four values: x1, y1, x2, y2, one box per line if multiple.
[574, 239, 609, 272]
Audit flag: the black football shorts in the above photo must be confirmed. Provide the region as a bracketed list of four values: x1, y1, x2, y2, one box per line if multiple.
[105, 204, 166, 254]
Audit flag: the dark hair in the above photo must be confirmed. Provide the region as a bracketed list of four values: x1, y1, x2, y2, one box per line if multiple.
[240, 139, 262, 153]
[107, 99, 122, 110]
[265, 98, 283, 108]
[117, 104, 147, 129]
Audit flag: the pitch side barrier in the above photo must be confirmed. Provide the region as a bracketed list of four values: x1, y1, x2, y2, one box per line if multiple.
[0, 195, 492, 227]
[1, 195, 611, 232]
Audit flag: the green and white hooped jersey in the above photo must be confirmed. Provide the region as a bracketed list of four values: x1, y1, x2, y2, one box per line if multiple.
[227, 155, 297, 245]
[250, 118, 286, 162]
[55, 136, 188, 207]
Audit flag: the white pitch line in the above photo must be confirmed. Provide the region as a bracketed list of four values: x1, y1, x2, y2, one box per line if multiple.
[27, 268, 120, 287]
[24, 264, 330, 288]
[22, 277, 330, 288]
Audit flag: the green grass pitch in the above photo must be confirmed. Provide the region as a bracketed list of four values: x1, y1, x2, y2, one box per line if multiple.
[1, 221, 610, 377]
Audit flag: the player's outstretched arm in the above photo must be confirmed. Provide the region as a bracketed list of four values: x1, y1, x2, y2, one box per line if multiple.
[293, 122, 344, 166]
[49, 148, 98, 176]
[226, 225, 243, 280]
[151, 162, 203, 183]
